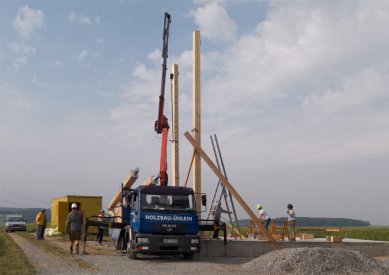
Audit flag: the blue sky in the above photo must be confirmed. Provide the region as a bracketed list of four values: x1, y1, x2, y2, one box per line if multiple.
[1, 0, 388, 225]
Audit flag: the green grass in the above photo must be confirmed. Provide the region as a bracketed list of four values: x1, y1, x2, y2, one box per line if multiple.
[297, 226, 389, 241]
[233, 225, 389, 241]
[341, 227, 389, 241]
[18, 232, 97, 271]
[0, 230, 36, 275]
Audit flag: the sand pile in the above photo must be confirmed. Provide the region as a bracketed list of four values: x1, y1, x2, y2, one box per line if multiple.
[242, 247, 389, 275]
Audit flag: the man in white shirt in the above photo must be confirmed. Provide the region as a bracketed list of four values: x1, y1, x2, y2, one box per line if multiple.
[256, 204, 271, 230]
[287, 203, 296, 241]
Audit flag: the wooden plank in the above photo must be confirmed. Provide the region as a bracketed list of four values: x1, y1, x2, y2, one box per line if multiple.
[325, 228, 341, 232]
[184, 150, 195, 187]
[142, 176, 155, 185]
[192, 30, 202, 217]
[172, 64, 180, 187]
[107, 168, 139, 211]
[184, 131, 279, 250]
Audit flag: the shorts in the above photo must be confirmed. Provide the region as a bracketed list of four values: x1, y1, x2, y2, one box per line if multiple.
[288, 220, 296, 232]
[69, 230, 82, 241]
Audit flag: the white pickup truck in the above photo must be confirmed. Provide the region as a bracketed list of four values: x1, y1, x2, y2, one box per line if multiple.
[4, 214, 27, 232]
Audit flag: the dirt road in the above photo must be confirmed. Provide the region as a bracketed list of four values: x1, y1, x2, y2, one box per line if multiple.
[8, 233, 250, 275]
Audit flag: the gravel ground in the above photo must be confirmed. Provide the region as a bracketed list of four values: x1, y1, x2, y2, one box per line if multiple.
[242, 247, 389, 275]
[9, 234, 251, 274]
[8, 234, 389, 275]
[51, 240, 250, 275]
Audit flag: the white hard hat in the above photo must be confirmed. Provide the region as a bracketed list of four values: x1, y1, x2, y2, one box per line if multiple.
[71, 203, 78, 209]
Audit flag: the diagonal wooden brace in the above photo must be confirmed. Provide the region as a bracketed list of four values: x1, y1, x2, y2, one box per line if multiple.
[184, 131, 280, 250]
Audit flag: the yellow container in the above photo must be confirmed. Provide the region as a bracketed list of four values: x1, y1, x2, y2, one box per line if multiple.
[51, 195, 102, 233]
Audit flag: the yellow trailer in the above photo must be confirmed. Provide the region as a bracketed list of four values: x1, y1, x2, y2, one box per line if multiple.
[51, 195, 102, 233]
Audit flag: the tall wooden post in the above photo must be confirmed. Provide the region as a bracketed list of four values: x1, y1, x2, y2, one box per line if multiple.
[171, 64, 179, 187]
[193, 30, 201, 216]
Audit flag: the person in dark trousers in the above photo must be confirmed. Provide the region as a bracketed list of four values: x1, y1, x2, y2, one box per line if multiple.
[41, 209, 47, 239]
[287, 203, 296, 241]
[256, 203, 271, 230]
[65, 203, 84, 254]
[210, 200, 230, 239]
[96, 209, 106, 244]
[35, 209, 46, 240]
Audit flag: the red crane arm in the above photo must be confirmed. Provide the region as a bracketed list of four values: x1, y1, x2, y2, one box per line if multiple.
[154, 12, 171, 186]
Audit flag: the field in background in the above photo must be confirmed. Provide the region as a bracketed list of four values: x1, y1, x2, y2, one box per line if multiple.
[236, 225, 389, 241]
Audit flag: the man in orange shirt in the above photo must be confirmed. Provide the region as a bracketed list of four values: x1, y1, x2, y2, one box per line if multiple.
[35, 209, 46, 240]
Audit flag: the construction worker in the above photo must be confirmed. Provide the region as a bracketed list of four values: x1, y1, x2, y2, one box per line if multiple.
[96, 209, 106, 244]
[35, 209, 47, 240]
[287, 203, 296, 241]
[211, 200, 230, 239]
[256, 203, 271, 230]
[65, 203, 84, 254]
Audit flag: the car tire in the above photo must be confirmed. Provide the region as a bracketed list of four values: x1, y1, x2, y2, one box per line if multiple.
[183, 253, 194, 260]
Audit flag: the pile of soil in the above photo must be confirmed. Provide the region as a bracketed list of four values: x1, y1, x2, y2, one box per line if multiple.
[242, 247, 389, 275]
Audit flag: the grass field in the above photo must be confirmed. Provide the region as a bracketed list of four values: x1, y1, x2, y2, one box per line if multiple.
[333, 227, 389, 241]
[0, 230, 35, 274]
[239, 225, 389, 241]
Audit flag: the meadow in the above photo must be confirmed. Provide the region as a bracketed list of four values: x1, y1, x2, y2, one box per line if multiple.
[235, 225, 389, 241]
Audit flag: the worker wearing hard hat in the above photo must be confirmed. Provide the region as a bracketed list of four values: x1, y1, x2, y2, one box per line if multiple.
[96, 209, 107, 244]
[256, 203, 271, 230]
[65, 203, 84, 254]
[287, 203, 296, 241]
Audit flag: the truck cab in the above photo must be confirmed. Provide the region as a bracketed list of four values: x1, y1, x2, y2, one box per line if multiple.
[119, 184, 201, 259]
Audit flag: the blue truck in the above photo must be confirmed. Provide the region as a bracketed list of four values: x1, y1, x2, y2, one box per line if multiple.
[112, 184, 205, 260]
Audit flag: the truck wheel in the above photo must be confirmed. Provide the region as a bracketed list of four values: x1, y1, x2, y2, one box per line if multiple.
[127, 228, 137, 260]
[183, 253, 194, 260]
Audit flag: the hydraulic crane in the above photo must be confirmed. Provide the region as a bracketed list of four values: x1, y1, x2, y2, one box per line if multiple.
[154, 12, 171, 186]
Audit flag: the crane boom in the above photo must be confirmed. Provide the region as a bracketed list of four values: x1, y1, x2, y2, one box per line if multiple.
[154, 12, 171, 186]
[155, 12, 171, 134]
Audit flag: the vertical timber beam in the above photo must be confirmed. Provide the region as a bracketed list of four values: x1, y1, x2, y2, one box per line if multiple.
[193, 30, 201, 217]
[171, 64, 179, 187]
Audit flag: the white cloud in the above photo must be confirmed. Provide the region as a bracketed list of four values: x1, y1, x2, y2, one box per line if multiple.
[51, 60, 63, 66]
[68, 11, 100, 25]
[302, 69, 389, 114]
[13, 56, 28, 69]
[8, 42, 36, 56]
[7, 42, 37, 70]
[187, 0, 389, 169]
[191, 2, 237, 42]
[13, 5, 44, 40]
[77, 50, 102, 60]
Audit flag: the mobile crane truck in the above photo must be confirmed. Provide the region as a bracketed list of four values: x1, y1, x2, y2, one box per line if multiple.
[116, 184, 205, 259]
[103, 12, 206, 260]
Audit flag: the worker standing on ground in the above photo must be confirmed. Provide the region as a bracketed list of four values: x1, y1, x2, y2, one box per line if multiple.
[256, 204, 271, 230]
[35, 209, 46, 240]
[65, 203, 84, 254]
[96, 209, 106, 244]
[211, 200, 230, 239]
[287, 203, 296, 241]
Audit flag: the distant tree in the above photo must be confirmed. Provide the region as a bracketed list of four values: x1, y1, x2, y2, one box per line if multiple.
[0, 207, 51, 223]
